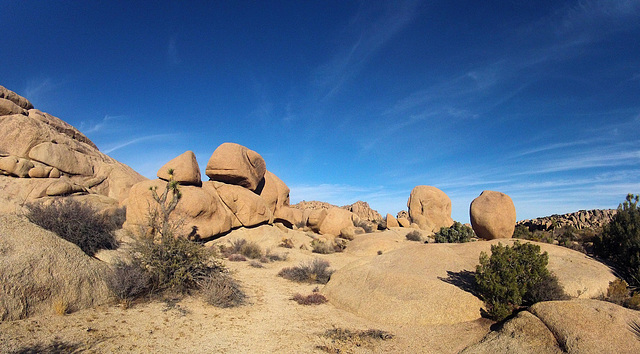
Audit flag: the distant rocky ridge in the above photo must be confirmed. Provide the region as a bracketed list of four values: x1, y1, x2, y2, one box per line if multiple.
[517, 209, 617, 231]
[292, 200, 382, 222]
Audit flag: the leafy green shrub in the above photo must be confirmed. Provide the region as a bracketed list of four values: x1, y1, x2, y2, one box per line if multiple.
[278, 258, 333, 284]
[594, 194, 640, 286]
[25, 198, 119, 256]
[475, 241, 566, 321]
[405, 230, 422, 242]
[434, 221, 474, 243]
[201, 273, 245, 308]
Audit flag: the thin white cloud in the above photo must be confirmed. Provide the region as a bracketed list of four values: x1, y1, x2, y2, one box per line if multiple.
[23, 77, 57, 104]
[82, 114, 127, 134]
[103, 134, 176, 154]
[313, 0, 421, 101]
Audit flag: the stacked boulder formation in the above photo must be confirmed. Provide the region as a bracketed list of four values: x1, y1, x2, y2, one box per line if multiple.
[124, 144, 302, 241]
[517, 209, 617, 231]
[0, 85, 145, 209]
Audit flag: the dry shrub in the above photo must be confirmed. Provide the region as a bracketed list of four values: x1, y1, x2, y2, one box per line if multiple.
[228, 253, 247, 262]
[353, 219, 375, 233]
[201, 273, 245, 308]
[278, 258, 334, 284]
[224, 239, 263, 259]
[52, 299, 69, 316]
[311, 239, 335, 254]
[261, 249, 288, 263]
[279, 237, 295, 248]
[107, 262, 151, 307]
[25, 198, 119, 256]
[606, 278, 629, 305]
[291, 292, 328, 305]
[317, 327, 394, 353]
[249, 260, 264, 268]
[405, 230, 422, 242]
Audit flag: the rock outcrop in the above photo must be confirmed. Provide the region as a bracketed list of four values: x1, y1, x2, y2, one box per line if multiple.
[323, 239, 616, 326]
[0, 214, 111, 321]
[386, 213, 400, 228]
[470, 191, 516, 240]
[518, 209, 617, 231]
[0, 85, 145, 207]
[342, 201, 382, 221]
[462, 299, 640, 353]
[407, 185, 454, 233]
[125, 147, 296, 241]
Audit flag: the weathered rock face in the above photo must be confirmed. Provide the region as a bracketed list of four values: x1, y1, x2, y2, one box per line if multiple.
[323, 239, 616, 326]
[342, 201, 382, 221]
[407, 185, 454, 233]
[518, 209, 617, 232]
[205, 143, 266, 191]
[0, 214, 111, 321]
[319, 207, 357, 236]
[386, 213, 400, 228]
[291, 200, 338, 211]
[125, 148, 294, 241]
[470, 191, 516, 240]
[0, 85, 145, 206]
[463, 300, 640, 353]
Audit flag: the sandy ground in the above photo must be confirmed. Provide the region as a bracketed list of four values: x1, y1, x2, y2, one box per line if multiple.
[0, 241, 492, 353]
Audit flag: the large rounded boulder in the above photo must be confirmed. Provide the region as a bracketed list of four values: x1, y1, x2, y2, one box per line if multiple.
[407, 185, 454, 233]
[205, 143, 266, 191]
[470, 190, 516, 240]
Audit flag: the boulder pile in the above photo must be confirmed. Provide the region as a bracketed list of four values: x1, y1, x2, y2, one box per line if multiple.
[0, 85, 145, 210]
[517, 209, 617, 231]
[124, 144, 301, 241]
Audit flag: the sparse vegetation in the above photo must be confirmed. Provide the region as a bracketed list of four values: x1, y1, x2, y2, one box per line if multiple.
[433, 221, 474, 243]
[52, 299, 69, 316]
[12, 339, 82, 354]
[353, 219, 375, 233]
[25, 198, 119, 256]
[405, 230, 422, 242]
[279, 237, 295, 248]
[594, 194, 640, 286]
[291, 292, 328, 305]
[311, 239, 339, 254]
[222, 239, 263, 259]
[228, 253, 247, 262]
[201, 273, 246, 308]
[602, 278, 640, 310]
[278, 258, 334, 284]
[107, 262, 151, 307]
[475, 241, 567, 321]
[317, 328, 394, 353]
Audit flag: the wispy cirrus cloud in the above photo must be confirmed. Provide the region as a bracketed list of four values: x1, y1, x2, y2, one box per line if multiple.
[313, 0, 422, 101]
[81, 114, 127, 134]
[23, 77, 58, 105]
[103, 134, 177, 154]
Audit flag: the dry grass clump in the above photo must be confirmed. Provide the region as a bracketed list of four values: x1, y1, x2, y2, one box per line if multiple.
[201, 273, 246, 308]
[222, 239, 263, 259]
[291, 293, 328, 305]
[52, 299, 69, 316]
[228, 253, 247, 262]
[405, 230, 422, 242]
[261, 249, 288, 263]
[311, 239, 336, 254]
[249, 260, 264, 268]
[25, 198, 119, 256]
[106, 262, 151, 308]
[317, 327, 394, 353]
[278, 258, 334, 284]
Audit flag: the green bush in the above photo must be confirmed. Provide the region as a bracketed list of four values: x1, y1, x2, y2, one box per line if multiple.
[25, 198, 119, 256]
[434, 221, 474, 243]
[475, 241, 566, 321]
[594, 194, 640, 286]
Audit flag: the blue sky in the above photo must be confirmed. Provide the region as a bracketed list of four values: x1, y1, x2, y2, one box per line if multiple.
[1, 1, 639, 222]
